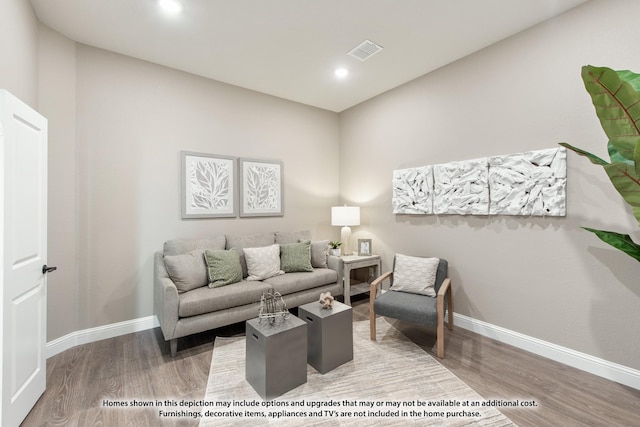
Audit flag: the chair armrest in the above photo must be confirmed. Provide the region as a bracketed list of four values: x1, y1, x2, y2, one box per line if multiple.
[369, 271, 392, 339]
[370, 271, 392, 300]
[437, 277, 452, 327]
[437, 277, 451, 298]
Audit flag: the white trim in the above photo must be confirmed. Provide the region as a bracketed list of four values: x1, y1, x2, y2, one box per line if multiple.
[46, 315, 159, 359]
[45, 313, 640, 391]
[453, 313, 640, 390]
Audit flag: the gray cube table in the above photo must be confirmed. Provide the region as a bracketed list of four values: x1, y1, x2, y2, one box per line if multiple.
[245, 316, 307, 400]
[298, 300, 353, 374]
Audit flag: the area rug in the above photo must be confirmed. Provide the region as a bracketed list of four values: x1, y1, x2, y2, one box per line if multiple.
[199, 318, 516, 426]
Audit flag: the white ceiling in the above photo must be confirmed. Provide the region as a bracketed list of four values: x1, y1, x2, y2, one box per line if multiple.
[30, 0, 589, 112]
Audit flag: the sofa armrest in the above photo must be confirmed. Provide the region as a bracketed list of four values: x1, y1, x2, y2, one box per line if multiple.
[154, 251, 179, 341]
[327, 255, 344, 290]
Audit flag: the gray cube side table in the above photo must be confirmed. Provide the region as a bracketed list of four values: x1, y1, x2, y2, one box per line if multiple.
[298, 300, 353, 374]
[245, 316, 307, 400]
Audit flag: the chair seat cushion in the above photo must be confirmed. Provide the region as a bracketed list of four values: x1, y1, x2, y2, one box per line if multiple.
[374, 290, 438, 328]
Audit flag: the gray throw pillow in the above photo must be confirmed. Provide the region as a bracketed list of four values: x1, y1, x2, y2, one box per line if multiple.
[204, 248, 243, 288]
[302, 239, 329, 268]
[275, 230, 312, 244]
[164, 249, 208, 293]
[280, 241, 313, 273]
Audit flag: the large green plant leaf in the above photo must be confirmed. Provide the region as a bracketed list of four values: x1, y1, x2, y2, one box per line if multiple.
[558, 142, 607, 165]
[582, 66, 640, 173]
[583, 227, 640, 262]
[582, 66, 640, 141]
[608, 137, 638, 165]
[603, 162, 640, 224]
[561, 66, 640, 262]
[559, 142, 640, 227]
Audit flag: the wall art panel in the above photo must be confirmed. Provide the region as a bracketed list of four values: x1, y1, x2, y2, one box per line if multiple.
[488, 147, 566, 216]
[433, 158, 489, 215]
[392, 166, 433, 214]
[181, 151, 237, 219]
[239, 158, 284, 217]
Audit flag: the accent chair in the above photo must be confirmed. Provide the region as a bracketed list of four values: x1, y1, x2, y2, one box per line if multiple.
[369, 254, 453, 358]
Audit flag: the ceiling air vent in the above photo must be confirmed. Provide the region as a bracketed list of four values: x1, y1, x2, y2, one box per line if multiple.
[348, 39, 383, 61]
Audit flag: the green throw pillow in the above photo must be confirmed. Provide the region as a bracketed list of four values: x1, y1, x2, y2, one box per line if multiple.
[204, 248, 243, 288]
[280, 241, 313, 273]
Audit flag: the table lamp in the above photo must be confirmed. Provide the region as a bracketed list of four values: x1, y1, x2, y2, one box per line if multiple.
[331, 206, 360, 255]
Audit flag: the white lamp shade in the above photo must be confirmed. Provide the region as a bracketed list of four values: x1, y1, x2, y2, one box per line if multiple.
[331, 206, 360, 226]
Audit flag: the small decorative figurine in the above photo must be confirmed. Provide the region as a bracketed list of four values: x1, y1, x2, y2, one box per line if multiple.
[319, 291, 334, 309]
[258, 289, 290, 324]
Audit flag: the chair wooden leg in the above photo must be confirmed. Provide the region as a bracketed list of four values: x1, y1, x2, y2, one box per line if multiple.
[437, 315, 444, 358]
[447, 285, 454, 330]
[369, 292, 377, 340]
[170, 339, 177, 358]
[370, 313, 377, 340]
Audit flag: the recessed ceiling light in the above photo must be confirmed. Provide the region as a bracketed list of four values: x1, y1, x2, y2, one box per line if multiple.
[335, 68, 349, 79]
[159, 0, 183, 14]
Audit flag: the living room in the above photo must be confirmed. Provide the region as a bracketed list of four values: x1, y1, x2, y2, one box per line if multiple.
[2, 0, 640, 425]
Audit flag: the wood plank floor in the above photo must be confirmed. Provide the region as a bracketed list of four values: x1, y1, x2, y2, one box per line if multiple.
[22, 295, 640, 426]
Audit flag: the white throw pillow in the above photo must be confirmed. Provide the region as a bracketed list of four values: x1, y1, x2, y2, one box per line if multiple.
[390, 254, 439, 297]
[243, 244, 285, 281]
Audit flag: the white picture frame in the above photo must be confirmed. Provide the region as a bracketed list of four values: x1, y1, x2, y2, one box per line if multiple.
[239, 158, 284, 217]
[181, 151, 237, 219]
[358, 239, 372, 256]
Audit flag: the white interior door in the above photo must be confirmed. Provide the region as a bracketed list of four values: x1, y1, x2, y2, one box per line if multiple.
[0, 90, 48, 427]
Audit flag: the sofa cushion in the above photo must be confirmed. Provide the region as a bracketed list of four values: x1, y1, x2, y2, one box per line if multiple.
[264, 269, 338, 295]
[244, 244, 284, 281]
[280, 241, 313, 273]
[226, 232, 276, 277]
[178, 280, 272, 318]
[204, 248, 243, 288]
[164, 249, 207, 293]
[275, 230, 311, 244]
[163, 236, 226, 256]
[308, 240, 329, 268]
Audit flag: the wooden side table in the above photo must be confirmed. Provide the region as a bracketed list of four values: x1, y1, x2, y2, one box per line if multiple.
[341, 255, 381, 305]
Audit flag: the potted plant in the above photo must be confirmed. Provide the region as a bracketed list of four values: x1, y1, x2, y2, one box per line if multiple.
[328, 241, 342, 256]
[561, 65, 640, 261]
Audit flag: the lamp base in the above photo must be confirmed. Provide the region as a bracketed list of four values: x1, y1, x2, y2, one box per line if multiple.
[341, 226, 352, 256]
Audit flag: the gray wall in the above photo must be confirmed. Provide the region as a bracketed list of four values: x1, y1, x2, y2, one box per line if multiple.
[5, 0, 639, 373]
[38, 24, 78, 342]
[37, 41, 340, 337]
[339, 0, 640, 370]
[0, 0, 39, 106]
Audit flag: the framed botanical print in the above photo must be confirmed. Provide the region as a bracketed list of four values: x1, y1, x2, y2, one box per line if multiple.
[239, 158, 284, 217]
[181, 151, 237, 218]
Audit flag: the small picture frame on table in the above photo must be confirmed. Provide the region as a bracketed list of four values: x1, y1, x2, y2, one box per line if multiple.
[358, 239, 372, 256]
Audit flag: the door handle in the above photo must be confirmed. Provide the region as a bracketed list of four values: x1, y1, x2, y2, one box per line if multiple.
[42, 265, 58, 274]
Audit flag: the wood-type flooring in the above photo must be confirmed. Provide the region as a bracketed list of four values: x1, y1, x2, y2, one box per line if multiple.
[22, 295, 640, 426]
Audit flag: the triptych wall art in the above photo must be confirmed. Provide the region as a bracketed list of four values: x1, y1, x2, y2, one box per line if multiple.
[181, 151, 283, 219]
[392, 147, 566, 216]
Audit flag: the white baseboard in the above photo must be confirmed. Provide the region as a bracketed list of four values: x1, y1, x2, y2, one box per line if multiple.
[46, 315, 159, 359]
[453, 313, 640, 390]
[45, 313, 640, 391]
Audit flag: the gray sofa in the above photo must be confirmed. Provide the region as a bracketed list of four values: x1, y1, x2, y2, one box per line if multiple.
[154, 230, 343, 356]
